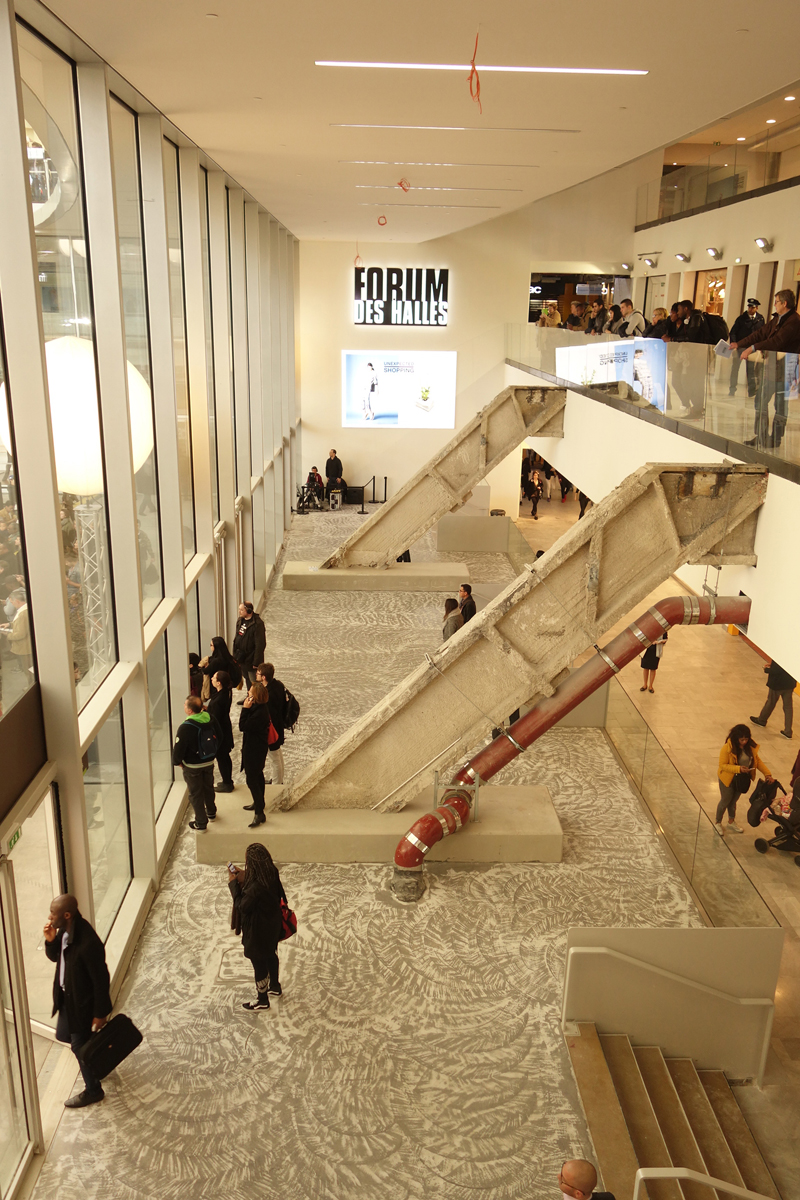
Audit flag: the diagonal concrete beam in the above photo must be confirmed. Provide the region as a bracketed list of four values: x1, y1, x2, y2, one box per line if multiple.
[280, 464, 767, 814]
[321, 385, 566, 569]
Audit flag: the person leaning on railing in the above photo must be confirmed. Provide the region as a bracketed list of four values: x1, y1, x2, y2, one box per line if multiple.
[731, 289, 800, 450]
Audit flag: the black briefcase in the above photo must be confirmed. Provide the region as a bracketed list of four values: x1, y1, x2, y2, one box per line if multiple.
[78, 1014, 143, 1079]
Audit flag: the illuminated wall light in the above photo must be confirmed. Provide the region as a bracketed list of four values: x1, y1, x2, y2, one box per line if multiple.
[737, 137, 746, 141]
[675, 253, 691, 262]
[706, 247, 723, 260]
[754, 237, 773, 252]
[766, 119, 776, 125]
[621, 262, 632, 270]
[643, 257, 658, 268]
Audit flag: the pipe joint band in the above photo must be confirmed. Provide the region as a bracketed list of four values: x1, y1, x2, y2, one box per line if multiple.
[647, 605, 671, 631]
[405, 832, 430, 855]
[433, 812, 451, 837]
[596, 647, 621, 674]
[681, 595, 701, 625]
[503, 731, 525, 753]
[630, 622, 651, 647]
[439, 802, 463, 829]
[708, 595, 716, 625]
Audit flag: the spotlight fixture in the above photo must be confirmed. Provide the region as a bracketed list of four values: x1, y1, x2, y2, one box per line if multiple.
[706, 247, 723, 260]
[786, 95, 796, 102]
[754, 237, 773, 252]
[675, 253, 691, 262]
[643, 257, 658, 268]
[766, 119, 776, 125]
[621, 262, 632, 271]
[735, 257, 742, 264]
[737, 137, 746, 141]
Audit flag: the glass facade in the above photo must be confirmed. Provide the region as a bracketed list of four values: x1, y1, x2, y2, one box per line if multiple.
[0, 890, 30, 1194]
[84, 704, 132, 941]
[162, 139, 196, 564]
[200, 167, 220, 522]
[0, 313, 35, 717]
[109, 96, 163, 621]
[18, 25, 117, 709]
[146, 634, 173, 818]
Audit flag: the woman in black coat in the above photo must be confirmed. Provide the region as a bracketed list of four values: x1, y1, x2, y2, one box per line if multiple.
[206, 670, 234, 792]
[258, 662, 286, 786]
[201, 636, 242, 689]
[529, 469, 543, 519]
[228, 842, 287, 1010]
[238, 682, 273, 827]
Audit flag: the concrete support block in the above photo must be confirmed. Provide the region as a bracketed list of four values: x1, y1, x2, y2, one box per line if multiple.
[282, 560, 468, 592]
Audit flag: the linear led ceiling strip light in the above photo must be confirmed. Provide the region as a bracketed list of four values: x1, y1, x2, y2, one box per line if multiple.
[317, 60, 647, 75]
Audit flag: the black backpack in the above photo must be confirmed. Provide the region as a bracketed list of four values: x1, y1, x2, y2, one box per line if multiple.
[284, 689, 300, 732]
[702, 312, 729, 343]
[195, 720, 219, 762]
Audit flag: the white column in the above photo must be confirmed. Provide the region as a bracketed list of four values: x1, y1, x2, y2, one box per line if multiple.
[665, 272, 681, 310]
[0, 0, 90, 912]
[269, 218, 285, 553]
[244, 201, 266, 599]
[259, 212, 277, 570]
[753, 260, 778, 312]
[227, 188, 254, 604]
[723, 264, 748, 328]
[76, 62, 157, 884]
[280, 228, 292, 529]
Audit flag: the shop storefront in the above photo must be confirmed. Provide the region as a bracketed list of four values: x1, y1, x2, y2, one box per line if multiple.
[528, 272, 620, 322]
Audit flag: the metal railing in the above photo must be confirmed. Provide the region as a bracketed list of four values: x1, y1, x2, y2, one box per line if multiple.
[633, 1167, 775, 1200]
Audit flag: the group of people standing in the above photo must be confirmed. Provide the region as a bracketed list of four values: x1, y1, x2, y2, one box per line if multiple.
[442, 583, 476, 641]
[172, 601, 291, 831]
[521, 454, 591, 521]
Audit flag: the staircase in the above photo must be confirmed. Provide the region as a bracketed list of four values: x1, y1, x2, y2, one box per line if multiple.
[566, 1024, 780, 1200]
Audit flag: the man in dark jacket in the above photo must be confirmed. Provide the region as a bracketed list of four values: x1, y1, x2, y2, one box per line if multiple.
[728, 299, 764, 397]
[172, 695, 222, 830]
[732, 290, 800, 448]
[751, 661, 796, 740]
[325, 448, 344, 499]
[459, 583, 477, 623]
[44, 894, 111, 1108]
[233, 601, 267, 689]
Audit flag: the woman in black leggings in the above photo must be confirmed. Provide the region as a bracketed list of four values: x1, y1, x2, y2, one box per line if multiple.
[229, 843, 287, 1010]
[239, 682, 272, 827]
[207, 670, 234, 792]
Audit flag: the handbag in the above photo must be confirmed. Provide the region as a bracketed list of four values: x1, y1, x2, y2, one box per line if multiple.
[268, 720, 280, 746]
[732, 771, 752, 795]
[279, 897, 297, 941]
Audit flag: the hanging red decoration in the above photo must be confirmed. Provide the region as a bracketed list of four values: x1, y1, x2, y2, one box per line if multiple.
[467, 31, 482, 114]
[397, 177, 411, 192]
[354, 242, 363, 267]
[377, 215, 387, 226]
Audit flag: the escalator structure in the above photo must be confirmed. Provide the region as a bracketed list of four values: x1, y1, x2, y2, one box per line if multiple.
[280, 462, 767, 814]
[320, 384, 567, 569]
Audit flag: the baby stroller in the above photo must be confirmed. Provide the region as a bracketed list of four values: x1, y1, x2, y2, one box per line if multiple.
[747, 778, 800, 866]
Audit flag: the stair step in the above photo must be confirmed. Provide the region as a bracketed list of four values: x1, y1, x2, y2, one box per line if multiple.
[698, 1072, 780, 1200]
[666, 1061, 746, 1192]
[599, 1035, 683, 1200]
[566, 1024, 643, 1200]
[633, 1049, 714, 1200]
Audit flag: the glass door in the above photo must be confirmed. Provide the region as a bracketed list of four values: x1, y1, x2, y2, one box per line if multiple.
[7, 790, 62, 1029]
[0, 857, 42, 1195]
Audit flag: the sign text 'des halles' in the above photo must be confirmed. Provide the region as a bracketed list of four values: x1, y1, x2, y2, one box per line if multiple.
[354, 267, 449, 327]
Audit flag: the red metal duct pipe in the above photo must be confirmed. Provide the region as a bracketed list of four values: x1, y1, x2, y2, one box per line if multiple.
[394, 595, 751, 868]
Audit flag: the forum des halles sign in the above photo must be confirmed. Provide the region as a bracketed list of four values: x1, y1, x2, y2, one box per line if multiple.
[353, 266, 449, 327]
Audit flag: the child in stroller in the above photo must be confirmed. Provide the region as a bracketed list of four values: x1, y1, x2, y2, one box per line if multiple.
[747, 777, 800, 866]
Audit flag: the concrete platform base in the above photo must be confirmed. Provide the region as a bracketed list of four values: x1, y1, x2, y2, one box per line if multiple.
[194, 783, 562, 865]
[282, 560, 468, 592]
[436, 514, 513, 553]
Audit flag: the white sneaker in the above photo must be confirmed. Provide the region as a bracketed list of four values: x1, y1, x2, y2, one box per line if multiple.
[727, 822, 744, 834]
[714, 822, 725, 835]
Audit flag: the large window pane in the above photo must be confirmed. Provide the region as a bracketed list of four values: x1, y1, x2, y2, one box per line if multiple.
[162, 140, 195, 563]
[186, 582, 200, 657]
[147, 634, 173, 819]
[18, 25, 116, 708]
[84, 704, 131, 941]
[200, 168, 219, 522]
[0, 889, 31, 1193]
[0, 312, 36, 717]
[109, 97, 162, 621]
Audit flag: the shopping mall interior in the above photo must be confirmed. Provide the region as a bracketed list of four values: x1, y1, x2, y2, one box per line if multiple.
[1, 2, 800, 1199]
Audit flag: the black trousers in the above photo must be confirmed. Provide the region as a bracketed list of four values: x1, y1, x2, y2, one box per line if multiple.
[250, 950, 279, 996]
[217, 749, 233, 786]
[243, 750, 268, 813]
[183, 764, 217, 828]
[56, 1009, 102, 1094]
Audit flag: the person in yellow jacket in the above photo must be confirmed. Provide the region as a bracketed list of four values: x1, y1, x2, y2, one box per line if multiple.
[716, 723, 773, 835]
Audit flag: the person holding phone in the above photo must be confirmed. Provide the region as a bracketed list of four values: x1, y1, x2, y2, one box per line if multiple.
[228, 843, 287, 1010]
[44, 893, 111, 1108]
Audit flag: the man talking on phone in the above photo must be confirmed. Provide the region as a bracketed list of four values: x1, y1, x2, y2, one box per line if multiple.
[44, 893, 112, 1108]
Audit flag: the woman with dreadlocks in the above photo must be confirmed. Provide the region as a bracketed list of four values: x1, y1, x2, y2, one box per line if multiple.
[228, 843, 287, 1010]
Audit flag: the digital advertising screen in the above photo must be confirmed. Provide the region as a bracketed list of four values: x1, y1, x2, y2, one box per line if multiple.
[341, 350, 457, 428]
[555, 337, 667, 413]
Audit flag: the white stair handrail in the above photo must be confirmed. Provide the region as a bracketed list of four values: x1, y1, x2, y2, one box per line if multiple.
[633, 1167, 775, 1200]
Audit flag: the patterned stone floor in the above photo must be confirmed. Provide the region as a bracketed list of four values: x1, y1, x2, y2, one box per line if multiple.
[31, 510, 701, 1200]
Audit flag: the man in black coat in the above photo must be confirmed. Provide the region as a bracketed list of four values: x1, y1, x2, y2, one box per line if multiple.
[325, 448, 344, 500]
[233, 601, 267, 689]
[44, 894, 112, 1108]
[459, 583, 477, 623]
[751, 660, 796, 740]
[728, 299, 764, 397]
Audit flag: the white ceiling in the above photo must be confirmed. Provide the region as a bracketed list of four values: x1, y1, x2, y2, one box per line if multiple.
[39, 0, 800, 243]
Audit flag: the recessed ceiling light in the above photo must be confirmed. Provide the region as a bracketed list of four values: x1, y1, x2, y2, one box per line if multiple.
[316, 59, 647, 76]
[766, 119, 776, 124]
[355, 184, 522, 192]
[737, 137, 746, 141]
[331, 124, 579, 133]
[785, 96, 796, 101]
[340, 160, 540, 167]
